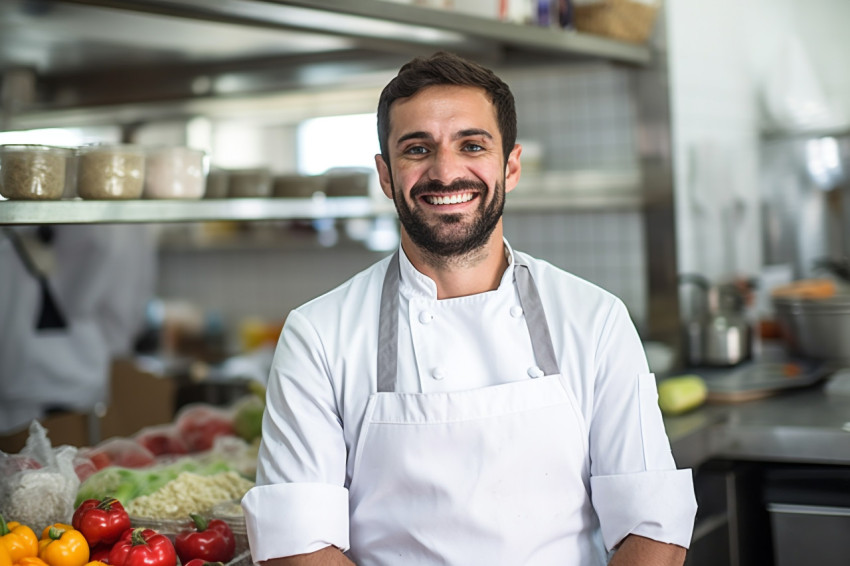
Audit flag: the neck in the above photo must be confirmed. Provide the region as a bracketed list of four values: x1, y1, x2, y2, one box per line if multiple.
[401, 227, 509, 299]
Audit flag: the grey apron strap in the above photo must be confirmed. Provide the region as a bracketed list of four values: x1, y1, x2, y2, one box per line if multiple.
[514, 261, 560, 377]
[377, 251, 401, 393]
[376, 250, 560, 393]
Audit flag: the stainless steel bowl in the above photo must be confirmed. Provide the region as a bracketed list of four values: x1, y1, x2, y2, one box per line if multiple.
[773, 294, 850, 362]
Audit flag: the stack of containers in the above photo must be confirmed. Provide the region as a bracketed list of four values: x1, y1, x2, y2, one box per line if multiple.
[0, 144, 73, 200]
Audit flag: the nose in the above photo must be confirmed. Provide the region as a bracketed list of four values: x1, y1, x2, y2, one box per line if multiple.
[427, 148, 465, 185]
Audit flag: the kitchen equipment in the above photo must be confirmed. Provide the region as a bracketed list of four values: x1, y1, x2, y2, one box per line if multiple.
[764, 466, 850, 566]
[205, 168, 229, 199]
[227, 168, 272, 198]
[76, 143, 145, 199]
[681, 274, 752, 367]
[701, 360, 830, 403]
[760, 132, 850, 280]
[0, 144, 71, 200]
[773, 292, 850, 363]
[144, 146, 206, 199]
[272, 173, 327, 198]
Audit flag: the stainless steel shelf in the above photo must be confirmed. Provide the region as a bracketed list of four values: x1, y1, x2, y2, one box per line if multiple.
[0, 197, 384, 225]
[263, 0, 651, 64]
[508, 170, 644, 211]
[57, 0, 651, 66]
[507, 192, 643, 212]
[0, 190, 642, 225]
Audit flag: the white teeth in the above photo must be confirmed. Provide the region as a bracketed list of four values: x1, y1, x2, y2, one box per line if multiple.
[425, 193, 474, 205]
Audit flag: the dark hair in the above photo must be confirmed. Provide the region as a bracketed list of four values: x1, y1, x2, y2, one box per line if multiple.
[377, 51, 517, 168]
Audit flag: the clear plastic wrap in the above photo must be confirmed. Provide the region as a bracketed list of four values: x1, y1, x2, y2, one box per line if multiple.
[0, 421, 80, 532]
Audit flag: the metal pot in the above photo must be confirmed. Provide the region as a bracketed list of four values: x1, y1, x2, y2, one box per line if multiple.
[681, 274, 752, 367]
[773, 294, 850, 363]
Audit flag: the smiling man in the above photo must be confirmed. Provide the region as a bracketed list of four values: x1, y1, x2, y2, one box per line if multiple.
[242, 52, 697, 566]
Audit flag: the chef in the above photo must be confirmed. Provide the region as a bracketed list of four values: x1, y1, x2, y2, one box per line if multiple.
[0, 224, 155, 434]
[242, 51, 697, 565]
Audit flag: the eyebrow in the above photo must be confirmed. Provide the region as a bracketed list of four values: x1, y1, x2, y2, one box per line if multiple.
[394, 128, 494, 146]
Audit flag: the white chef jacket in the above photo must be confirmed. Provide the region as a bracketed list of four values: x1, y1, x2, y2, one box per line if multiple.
[243, 240, 697, 560]
[0, 225, 156, 434]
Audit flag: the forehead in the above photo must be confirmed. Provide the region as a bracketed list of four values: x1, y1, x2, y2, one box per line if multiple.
[388, 84, 498, 137]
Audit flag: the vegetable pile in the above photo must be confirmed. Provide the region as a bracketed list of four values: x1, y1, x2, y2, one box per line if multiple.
[0, 391, 266, 566]
[0, 496, 239, 566]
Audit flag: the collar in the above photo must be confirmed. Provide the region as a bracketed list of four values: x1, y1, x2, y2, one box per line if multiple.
[397, 239, 517, 300]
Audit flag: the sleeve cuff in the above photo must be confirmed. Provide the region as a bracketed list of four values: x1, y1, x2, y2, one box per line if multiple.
[241, 482, 350, 560]
[591, 468, 697, 551]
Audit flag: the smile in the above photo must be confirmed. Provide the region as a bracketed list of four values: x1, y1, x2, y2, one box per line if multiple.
[423, 192, 475, 205]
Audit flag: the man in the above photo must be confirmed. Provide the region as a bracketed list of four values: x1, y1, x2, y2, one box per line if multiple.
[0, 224, 155, 434]
[242, 52, 697, 565]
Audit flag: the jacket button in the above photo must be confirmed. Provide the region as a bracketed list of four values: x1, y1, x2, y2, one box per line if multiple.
[510, 305, 523, 318]
[419, 311, 434, 324]
[527, 366, 544, 378]
[432, 367, 446, 380]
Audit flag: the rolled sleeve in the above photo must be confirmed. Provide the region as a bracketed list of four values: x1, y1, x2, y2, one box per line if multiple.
[591, 468, 697, 551]
[242, 482, 350, 560]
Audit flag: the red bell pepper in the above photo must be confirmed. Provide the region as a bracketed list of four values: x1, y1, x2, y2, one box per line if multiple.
[174, 515, 235, 565]
[72, 498, 132, 547]
[108, 529, 175, 566]
[88, 544, 112, 564]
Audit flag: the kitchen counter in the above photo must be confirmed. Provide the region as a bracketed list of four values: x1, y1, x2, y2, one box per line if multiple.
[665, 377, 850, 469]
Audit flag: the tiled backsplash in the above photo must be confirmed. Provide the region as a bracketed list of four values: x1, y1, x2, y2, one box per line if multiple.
[503, 210, 647, 329]
[504, 63, 639, 172]
[157, 63, 649, 335]
[158, 209, 646, 333]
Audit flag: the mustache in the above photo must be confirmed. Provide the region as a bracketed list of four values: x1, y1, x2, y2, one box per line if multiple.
[409, 179, 487, 199]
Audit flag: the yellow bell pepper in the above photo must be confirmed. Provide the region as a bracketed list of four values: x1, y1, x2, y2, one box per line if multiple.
[16, 558, 49, 566]
[37, 525, 88, 566]
[84, 562, 109, 566]
[0, 516, 38, 563]
[1, 541, 13, 566]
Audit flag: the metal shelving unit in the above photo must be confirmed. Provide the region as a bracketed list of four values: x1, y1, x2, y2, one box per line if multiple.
[0, 1, 652, 225]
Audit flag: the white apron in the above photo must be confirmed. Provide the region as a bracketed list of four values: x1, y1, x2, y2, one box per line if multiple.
[347, 252, 608, 565]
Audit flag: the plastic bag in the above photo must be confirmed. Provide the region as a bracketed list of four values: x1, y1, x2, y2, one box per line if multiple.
[0, 421, 80, 532]
[175, 403, 236, 453]
[133, 423, 189, 457]
[79, 436, 157, 470]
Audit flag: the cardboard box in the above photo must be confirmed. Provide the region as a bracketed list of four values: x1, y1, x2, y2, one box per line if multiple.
[0, 358, 177, 454]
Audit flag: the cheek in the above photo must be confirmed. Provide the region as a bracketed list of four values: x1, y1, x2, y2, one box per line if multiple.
[392, 163, 425, 192]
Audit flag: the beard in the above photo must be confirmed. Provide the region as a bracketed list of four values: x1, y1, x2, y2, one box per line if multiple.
[392, 176, 505, 260]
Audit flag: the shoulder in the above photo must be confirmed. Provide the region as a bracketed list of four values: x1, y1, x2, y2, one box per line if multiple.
[515, 250, 620, 310]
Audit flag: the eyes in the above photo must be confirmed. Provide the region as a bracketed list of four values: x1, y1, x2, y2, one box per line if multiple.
[401, 141, 487, 156]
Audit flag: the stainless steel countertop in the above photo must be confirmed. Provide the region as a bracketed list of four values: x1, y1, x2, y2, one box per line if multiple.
[666, 380, 850, 469]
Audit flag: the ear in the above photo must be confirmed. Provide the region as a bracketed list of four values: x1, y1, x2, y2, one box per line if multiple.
[504, 144, 522, 194]
[375, 154, 394, 200]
